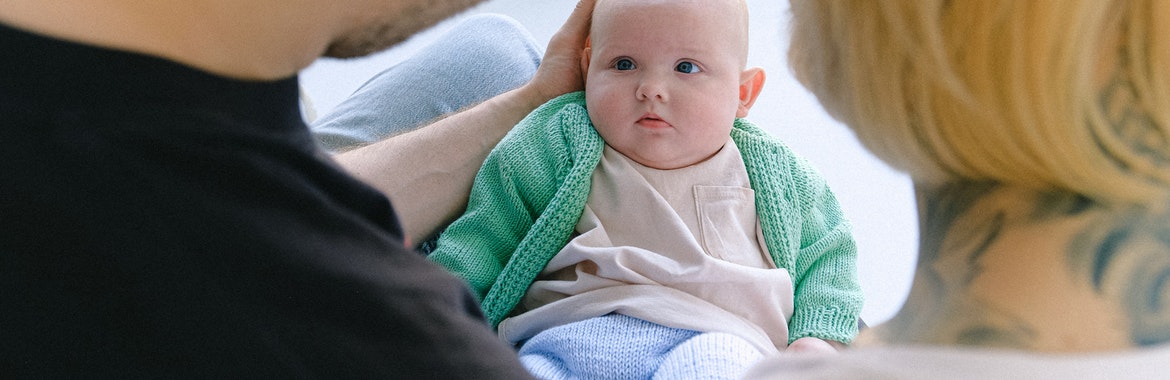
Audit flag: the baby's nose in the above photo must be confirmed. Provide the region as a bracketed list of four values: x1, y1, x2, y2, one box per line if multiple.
[636, 75, 668, 102]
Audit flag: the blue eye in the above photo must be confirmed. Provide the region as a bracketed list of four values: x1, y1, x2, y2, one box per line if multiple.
[675, 61, 700, 74]
[615, 59, 635, 71]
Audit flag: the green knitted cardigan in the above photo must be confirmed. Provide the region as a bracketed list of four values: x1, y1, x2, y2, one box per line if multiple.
[429, 92, 863, 344]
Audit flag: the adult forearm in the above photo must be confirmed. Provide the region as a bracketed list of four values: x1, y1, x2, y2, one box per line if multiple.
[336, 0, 594, 247]
[334, 85, 547, 246]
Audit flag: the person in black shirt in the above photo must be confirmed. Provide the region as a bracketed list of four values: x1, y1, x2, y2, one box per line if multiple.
[0, 0, 594, 377]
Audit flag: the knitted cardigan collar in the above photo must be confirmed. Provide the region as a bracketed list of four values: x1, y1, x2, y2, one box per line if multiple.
[453, 92, 805, 326]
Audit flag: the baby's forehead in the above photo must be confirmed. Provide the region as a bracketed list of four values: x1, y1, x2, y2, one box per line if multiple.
[595, 0, 747, 17]
[593, 0, 750, 61]
[593, 0, 749, 37]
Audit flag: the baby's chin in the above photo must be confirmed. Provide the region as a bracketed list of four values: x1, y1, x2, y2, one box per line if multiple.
[621, 149, 721, 170]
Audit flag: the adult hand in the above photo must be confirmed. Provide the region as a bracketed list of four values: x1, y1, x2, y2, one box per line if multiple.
[523, 0, 595, 103]
[335, 2, 597, 246]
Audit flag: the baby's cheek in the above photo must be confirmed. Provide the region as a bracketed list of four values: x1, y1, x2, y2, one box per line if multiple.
[584, 93, 623, 132]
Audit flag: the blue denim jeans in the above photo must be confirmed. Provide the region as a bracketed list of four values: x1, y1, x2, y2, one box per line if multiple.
[310, 14, 542, 153]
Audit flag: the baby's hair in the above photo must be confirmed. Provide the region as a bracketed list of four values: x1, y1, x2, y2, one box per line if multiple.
[788, 0, 1170, 204]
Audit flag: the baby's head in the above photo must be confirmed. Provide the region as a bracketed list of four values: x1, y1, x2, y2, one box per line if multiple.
[583, 0, 765, 170]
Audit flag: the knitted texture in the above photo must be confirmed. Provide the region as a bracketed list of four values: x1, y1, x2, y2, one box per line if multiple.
[428, 91, 863, 344]
[517, 314, 760, 380]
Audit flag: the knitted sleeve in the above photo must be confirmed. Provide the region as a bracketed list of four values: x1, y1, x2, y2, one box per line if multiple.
[785, 153, 864, 345]
[428, 92, 600, 318]
[427, 149, 535, 301]
[427, 96, 580, 301]
[731, 120, 864, 345]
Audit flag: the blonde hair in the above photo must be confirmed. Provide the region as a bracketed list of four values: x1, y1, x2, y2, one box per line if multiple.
[788, 0, 1170, 204]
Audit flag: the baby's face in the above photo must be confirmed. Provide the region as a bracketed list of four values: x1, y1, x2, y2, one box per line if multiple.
[584, 0, 751, 170]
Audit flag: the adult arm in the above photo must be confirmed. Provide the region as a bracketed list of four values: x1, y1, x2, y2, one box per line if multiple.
[426, 149, 531, 302]
[428, 92, 593, 304]
[335, 0, 594, 247]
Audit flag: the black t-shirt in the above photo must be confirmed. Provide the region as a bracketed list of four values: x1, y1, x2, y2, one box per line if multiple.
[0, 23, 531, 379]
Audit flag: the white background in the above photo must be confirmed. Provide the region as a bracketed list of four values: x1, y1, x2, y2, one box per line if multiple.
[300, 0, 919, 326]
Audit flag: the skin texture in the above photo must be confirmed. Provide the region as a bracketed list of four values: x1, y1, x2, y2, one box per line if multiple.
[864, 184, 1170, 351]
[583, 0, 763, 170]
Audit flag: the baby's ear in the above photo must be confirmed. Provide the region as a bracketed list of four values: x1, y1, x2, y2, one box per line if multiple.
[736, 67, 766, 118]
[580, 38, 593, 82]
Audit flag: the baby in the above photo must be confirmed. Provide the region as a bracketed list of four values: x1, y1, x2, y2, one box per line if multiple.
[430, 0, 863, 378]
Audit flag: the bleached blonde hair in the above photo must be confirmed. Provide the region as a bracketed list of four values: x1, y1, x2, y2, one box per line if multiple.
[788, 0, 1170, 204]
